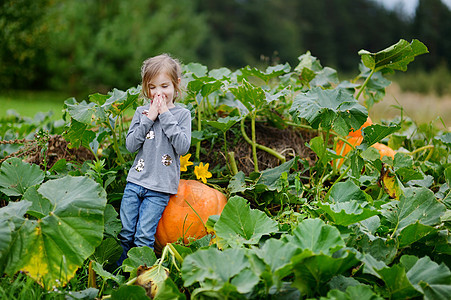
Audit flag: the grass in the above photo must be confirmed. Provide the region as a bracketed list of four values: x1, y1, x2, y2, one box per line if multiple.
[0, 90, 72, 120]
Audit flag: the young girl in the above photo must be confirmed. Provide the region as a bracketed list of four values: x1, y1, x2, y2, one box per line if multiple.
[118, 54, 191, 265]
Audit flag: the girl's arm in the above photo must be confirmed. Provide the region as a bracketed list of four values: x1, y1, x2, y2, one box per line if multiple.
[125, 108, 154, 153]
[159, 109, 191, 155]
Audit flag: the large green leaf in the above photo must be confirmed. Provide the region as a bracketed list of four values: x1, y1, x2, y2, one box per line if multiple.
[0, 201, 32, 273]
[230, 79, 266, 113]
[317, 201, 379, 226]
[397, 222, 437, 248]
[4, 176, 107, 289]
[322, 285, 384, 300]
[402, 255, 451, 300]
[239, 64, 290, 83]
[291, 249, 360, 297]
[181, 248, 257, 293]
[255, 158, 296, 191]
[253, 238, 298, 290]
[214, 196, 278, 248]
[63, 119, 96, 149]
[204, 116, 242, 133]
[289, 87, 367, 134]
[358, 39, 428, 72]
[122, 246, 158, 276]
[65, 98, 97, 124]
[381, 187, 446, 236]
[0, 158, 44, 197]
[328, 180, 372, 204]
[285, 218, 345, 255]
[376, 264, 422, 299]
[361, 123, 401, 147]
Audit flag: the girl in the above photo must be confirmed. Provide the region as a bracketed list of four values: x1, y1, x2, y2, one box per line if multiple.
[118, 54, 191, 265]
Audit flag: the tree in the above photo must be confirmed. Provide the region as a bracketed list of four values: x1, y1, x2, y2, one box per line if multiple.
[45, 0, 208, 94]
[0, 0, 51, 89]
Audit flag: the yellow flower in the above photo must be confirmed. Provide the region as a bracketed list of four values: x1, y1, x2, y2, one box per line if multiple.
[180, 154, 193, 172]
[194, 162, 212, 183]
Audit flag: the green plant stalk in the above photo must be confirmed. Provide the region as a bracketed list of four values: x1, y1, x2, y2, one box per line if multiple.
[251, 112, 259, 172]
[105, 121, 126, 165]
[355, 68, 375, 100]
[240, 117, 286, 169]
[227, 151, 238, 175]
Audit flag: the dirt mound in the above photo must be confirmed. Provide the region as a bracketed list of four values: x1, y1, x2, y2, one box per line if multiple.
[200, 122, 318, 175]
[24, 135, 95, 169]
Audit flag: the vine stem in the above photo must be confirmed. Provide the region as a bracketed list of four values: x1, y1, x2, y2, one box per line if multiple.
[355, 68, 375, 100]
[240, 117, 286, 169]
[105, 121, 126, 165]
[251, 112, 258, 172]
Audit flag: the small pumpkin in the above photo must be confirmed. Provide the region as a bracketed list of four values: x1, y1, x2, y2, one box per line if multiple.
[154, 179, 227, 252]
[371, 142, 396, 159]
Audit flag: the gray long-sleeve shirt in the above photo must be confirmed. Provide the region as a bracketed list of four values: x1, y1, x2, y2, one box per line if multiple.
[125, 104, 191, 194]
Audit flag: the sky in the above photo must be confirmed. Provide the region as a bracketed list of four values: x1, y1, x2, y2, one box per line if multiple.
[375, 0, 451, 16]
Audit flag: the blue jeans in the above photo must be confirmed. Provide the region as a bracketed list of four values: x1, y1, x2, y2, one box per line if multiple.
[117, 182, 170, 266]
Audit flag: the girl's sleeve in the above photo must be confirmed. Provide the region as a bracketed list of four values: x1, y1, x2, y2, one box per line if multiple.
[159, 109, 192, 155]
[125, 108, 154, 153]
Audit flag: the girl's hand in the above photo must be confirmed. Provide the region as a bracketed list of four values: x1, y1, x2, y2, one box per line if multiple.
[146, 97, 159, 121]
[158, 94, 169, 114]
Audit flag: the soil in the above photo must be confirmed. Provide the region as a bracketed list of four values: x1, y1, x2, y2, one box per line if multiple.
[13, 123, 317, 175]
[25, 135, 95, 168]
[200, 121, 318, 175]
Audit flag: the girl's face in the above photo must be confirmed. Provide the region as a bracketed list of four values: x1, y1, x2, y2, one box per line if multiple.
[148, 72, 180, 106]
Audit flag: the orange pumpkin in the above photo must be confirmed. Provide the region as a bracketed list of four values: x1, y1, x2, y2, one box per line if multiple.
[348, 117, 373, 138]
[371, 142, 396, 159]
[334, 136, 363, 168]
[154, 179, 227, 252]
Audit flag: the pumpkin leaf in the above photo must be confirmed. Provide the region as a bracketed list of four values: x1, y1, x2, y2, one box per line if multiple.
[110, 285, 148, 300]
[285, 218, 345, 255]
[229, 79, 266, 113]
[181, 247, 250, 287]
[289, 86, 367, 134]
[381, 187, 446, 236]
[253, 238, 298, 289]
[65, 98, 97, 124]
[4, 176, 107, 289]
[122, 246, 158, 276]
[155, 277, 187, 300]
[328, 180, 372, 204]
[291, 249, 360, 297]
[375, 263, 422, 299]
[93, 238, 122, 266]
[92, 261, 124, 284]
[360, 123, 401, 147]
[63, 119, 96, 149]
[204, 116, 241, 133]
[214, 196, 278, 248]
[0, 158, 44, 197]
[317, 201, 379, 226]
[358, 39, 428, 72]
[239, 63, 290, 83]
[401, 255, 451, 299]
[324, 284, 384, 300]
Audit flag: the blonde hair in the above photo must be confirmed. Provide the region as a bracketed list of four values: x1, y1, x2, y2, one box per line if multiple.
[141, 53, 182, 101]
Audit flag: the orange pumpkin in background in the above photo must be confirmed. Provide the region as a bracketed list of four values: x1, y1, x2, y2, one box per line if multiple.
[348, 117, 373, 138]
[334, 117, 396, 168]
[154, 179, 227, 252]
[334, 136, 364, 168]
[372, 142, 396, 159]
